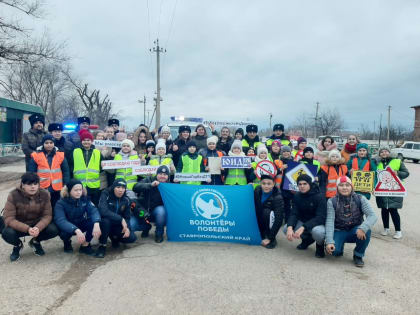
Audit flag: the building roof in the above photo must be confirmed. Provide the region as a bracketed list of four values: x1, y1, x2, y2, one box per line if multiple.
[411, 105, 420, 109]
[0, 97, 43, 114]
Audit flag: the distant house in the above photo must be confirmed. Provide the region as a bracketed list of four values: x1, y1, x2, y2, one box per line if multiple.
[0, 97, 44, 144]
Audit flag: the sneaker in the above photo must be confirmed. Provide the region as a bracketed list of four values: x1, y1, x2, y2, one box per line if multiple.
[353, 255, 364, 268]
[29, 238, 45, 256]
[265, 239, 277, 249]
[315, 244, 325, 258]
[381, 228, 390, 236]
[63, 240, 73, 253]
[95, 245, 106, 258]
[296, 238, 314, 250]
[10, 241, 23, 262]
[155, 235, 164, 243]
[79, 244, 95, 256]
[393, 231, 402, 239]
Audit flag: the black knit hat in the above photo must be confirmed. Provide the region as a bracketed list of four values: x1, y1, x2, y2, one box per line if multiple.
[111, 178, 127, 189]
[273, 124, 284, 132]
[48, 123, 63, 132]
[66, 179, 83, 193]
[77, 116, 90, 125]
[156, 165, 170, 175]
[260, 174, 275, 182]
[296, 174, 312, 185]
[108, 118, 119, 126]
[178, 125, 191, 133]
[246, 124, 258, 133]
[235, 128, 244, 136]
[146, 140, 155, 149]
[29, 113, 45, 127]
[41, 134, 55, 144]
[303, 147, 314, 154]
[187, 140, 197, 148]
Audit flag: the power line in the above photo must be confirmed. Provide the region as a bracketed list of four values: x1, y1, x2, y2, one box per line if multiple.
[146, 0, 154, 78]
[165, 0, 178, 48]
[157, 0, 165, 39]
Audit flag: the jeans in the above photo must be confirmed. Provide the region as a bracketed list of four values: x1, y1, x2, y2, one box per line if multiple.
[59, 220, 95, 243]
[99, 218, 137, 244]
[130, 205, 167, 237]
[2, 223, 59, 246]
[332, 226, 371, 258]
[282, 221, 325, 245]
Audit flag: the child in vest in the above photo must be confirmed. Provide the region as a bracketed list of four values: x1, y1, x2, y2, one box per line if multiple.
[94, 131, 112, 191]
[111, 139, 139, 199]
[279, 145, 294, 221]
[199, 135, 224, 185]
[319, 150, 348, 200]
[269, 140, 284, 188]
[73, 130, 102, 206]
[251, 144, 273, 188]
[347, 143, 377, 200]
[246, 147, 256, 162]
[224, 140, 252, 186]
[299, 147, 321, 180]
[148, 139, 175, 174]
[143, 140, 155, 164]
[175, 141, 206, 185]
[293, 137, 307, 162]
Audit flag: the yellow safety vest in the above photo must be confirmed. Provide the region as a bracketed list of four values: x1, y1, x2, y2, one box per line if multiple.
[181, 154, 202, 185]
[241, 139, 262, 152]
[114, 154, 139, 190]
[149, 156, 173, 167]
[225, 168, 247, 185]
[73, 148, 100, 189]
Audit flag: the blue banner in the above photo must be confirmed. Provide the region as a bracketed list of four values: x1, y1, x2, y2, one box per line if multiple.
[158, 183, 262, 245]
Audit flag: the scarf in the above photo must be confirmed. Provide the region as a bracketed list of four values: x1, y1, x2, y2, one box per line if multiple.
[344, 143, 357, 153]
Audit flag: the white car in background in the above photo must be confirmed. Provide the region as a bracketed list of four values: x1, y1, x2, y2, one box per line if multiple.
[166, 121, 212, 139]
[392, 141, 420, 163]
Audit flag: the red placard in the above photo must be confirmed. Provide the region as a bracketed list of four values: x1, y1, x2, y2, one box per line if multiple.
[256, 160, 277, 180]
[374, 166, 407, 197]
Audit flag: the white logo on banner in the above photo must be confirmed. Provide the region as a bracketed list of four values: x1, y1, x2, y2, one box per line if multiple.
[191, 189, 228, 220]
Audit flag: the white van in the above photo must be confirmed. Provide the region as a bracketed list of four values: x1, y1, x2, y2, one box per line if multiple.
[391, 141, 420, 163]
[166, 120, 212, 139]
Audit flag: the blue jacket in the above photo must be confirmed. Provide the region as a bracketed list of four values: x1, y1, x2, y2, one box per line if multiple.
[54, 193, 101, 234]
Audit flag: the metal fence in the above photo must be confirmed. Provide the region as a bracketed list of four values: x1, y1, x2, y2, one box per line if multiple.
[0, 143, 23, 157]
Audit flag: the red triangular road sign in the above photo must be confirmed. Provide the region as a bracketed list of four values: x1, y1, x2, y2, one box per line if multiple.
[374, 166, 407, 197]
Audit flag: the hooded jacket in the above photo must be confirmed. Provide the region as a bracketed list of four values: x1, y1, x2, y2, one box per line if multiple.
[317, 140, 337, 152]
[3, 187, 52, 233]
[54, 187, 101, 234]
[216, 136, 233, 155]
[133, 126, 152, 155]
[133, 177, 165, 211]
[288, 184, 326, 231]
[98, 186, 131, 224]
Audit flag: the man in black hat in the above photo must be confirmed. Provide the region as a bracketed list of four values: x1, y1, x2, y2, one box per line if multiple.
[22, 113, 47, 170]
[266, 123, 292, 149]
[108, 118, 120, 133]
[242, 124, 262, 154]
[65, 116, 91, 157]
[48, 123, 68, 153]
[131, 165, 171, 243]
[171, 125, 191, 166]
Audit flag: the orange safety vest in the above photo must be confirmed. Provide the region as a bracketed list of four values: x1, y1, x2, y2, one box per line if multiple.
[203, 151, 224, 166]
[351, 158, 370, 171]
[31, 151, 64, 191]
[273, 159, 284, 185]
[321, 164, 348, 198]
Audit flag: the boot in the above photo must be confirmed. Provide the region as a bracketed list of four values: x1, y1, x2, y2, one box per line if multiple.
[296, 238, 315, 250]
[315, 243, 325, 258]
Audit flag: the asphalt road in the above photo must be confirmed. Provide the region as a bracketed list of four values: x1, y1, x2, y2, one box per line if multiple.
[0, 161, 419, 314]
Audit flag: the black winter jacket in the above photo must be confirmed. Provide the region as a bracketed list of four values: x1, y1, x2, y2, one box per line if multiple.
[288, 184, 326, 231]
[133, 177, 164, 211]
[22, 128, 47, 167]
[254, 186, 284, 240]
[171, 137, 191, 166]
[98, 188, 131, 224]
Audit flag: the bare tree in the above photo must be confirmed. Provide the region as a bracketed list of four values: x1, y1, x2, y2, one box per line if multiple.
[358, 123, 377, 140]
[288, 113, 314, 138]
[317, 108, 345, 136]
[388, 124, 410, 145]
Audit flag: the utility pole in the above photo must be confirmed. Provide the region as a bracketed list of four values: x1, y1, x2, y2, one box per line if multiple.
[150, 39, 166, 129]
[138, 95, 146, 125]
[269, 113, 273, 130]
[314, 102, 320, 141]
[373, 121, 376, 140]
[147, 110, 152, 128]
[379, 113, 382, 147]
[387, 105, 391, 146]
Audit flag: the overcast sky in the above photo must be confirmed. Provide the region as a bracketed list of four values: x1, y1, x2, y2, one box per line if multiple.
[31, 1, 420, 131]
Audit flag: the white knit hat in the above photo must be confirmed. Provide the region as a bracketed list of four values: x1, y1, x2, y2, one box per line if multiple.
[231, 140, 242, 150]
[257, 144, 268, 156]
[155, 139, 166, 152]
[328, 149, 341, 159]
[121, 139, 134, 150]
[207, 135, 218, 145]
[161, 125, 170, 134]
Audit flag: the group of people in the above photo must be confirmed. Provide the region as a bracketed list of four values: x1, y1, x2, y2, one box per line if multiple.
[0, 114, 410, 267]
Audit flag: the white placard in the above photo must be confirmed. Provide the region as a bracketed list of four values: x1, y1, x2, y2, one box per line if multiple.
[174, 173, 211, 182]
[94, 140, 122, 148]
[101, 159, 142, 170]
[208, 157, 221, 175]
[132, 165, 160, 176]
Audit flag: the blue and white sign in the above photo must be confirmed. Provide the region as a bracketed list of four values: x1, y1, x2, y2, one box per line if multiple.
[283, 161, 318, 191]
[221, 156, 252, 168]
[158, 183, 262, 245]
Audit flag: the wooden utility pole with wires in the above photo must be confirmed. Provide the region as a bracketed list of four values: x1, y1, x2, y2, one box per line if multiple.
[314, 102, 320, 140]
[150, 39, 165, 129]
